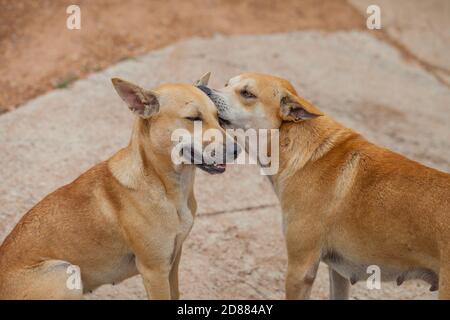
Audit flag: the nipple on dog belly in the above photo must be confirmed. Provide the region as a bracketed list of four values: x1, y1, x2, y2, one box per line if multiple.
[322, 249, 439, 291]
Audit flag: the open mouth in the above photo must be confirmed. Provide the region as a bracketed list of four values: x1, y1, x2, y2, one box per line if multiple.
[181, 146, 227, 174]
[195, 162, 226, 174]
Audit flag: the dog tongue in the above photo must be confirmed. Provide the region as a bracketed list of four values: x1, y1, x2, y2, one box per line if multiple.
[216, 163, 226, 169]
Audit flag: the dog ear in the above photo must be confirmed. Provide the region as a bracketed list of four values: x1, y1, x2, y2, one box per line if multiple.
[280, 91, 323, 122]
[194, 72, 211, 86]
[111, 78, 159, 118]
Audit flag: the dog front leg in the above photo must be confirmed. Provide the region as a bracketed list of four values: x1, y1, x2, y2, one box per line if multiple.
[329, 267, 350, 300]
[286, 257, 320, 299]
[169, 247, 182, 300]
[285, 219, 322, 300]
[136, 258, 171, 300]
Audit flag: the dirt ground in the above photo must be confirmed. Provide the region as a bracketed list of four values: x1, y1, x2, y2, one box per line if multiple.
[0, 0, 365, 112]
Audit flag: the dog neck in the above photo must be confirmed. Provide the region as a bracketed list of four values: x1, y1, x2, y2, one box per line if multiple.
[108, 118, 195, 204]
[271, 116, 355, 193]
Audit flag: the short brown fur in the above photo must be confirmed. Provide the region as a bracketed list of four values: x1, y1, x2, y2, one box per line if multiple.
[208, 72, 450, 300]
[0, 78, 232, 299]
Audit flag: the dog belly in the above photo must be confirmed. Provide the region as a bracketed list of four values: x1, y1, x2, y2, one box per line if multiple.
[83, 253, 138, 291]
[322, 250, 439, 291]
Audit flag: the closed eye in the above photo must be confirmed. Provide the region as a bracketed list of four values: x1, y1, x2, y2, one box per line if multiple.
[185, 116, 202, 121]
[240, 89, 256, 99]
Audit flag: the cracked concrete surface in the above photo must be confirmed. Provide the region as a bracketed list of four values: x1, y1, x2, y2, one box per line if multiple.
[349, 0, 450, 87]
[1, 28, 449, 299]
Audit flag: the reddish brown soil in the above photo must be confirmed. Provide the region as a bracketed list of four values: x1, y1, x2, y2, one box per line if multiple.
[0, 0, 365, 112]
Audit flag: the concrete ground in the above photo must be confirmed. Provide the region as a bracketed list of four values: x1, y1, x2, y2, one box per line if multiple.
[0, 2, 449, 299]
[350, 0, 450, 85]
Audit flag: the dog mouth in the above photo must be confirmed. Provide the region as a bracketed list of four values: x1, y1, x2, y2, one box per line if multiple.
[195, 162, 226, 174]
[218, 116, 231, 128]
[181, 146, 227, 174]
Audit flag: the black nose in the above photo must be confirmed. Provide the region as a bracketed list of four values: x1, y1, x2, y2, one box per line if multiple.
[197, 85, 213, 96]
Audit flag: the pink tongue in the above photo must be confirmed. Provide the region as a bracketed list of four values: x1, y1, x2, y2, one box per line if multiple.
[216, 164, 226, 169]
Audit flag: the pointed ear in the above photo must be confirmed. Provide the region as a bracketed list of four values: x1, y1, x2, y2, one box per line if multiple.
[111, 78, 159, 118]
[194, 72, 211, 86]
[280, 91, 323, 122]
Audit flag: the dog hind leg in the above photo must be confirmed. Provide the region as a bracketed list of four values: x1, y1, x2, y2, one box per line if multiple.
[329, 267, 350, 300]
[2, 260, 83, 299]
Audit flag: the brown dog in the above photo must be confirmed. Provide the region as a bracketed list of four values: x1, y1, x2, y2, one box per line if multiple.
[0, 74, 239, 299]
[199, 73, 450, 299]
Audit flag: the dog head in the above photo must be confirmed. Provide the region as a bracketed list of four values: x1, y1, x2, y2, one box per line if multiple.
[112, 76, 240, 174]
[198, 72, 323, 130]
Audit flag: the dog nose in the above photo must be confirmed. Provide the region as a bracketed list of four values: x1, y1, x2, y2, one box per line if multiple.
[197, 85, 213, 97]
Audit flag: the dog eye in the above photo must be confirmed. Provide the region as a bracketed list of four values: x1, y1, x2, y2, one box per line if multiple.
[240, 89, 256, 99]
[185, 116, 202, 121]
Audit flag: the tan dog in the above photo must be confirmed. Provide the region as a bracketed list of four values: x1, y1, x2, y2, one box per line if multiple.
[0, 74, 239, 299]
[199, 73, 450, 300]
